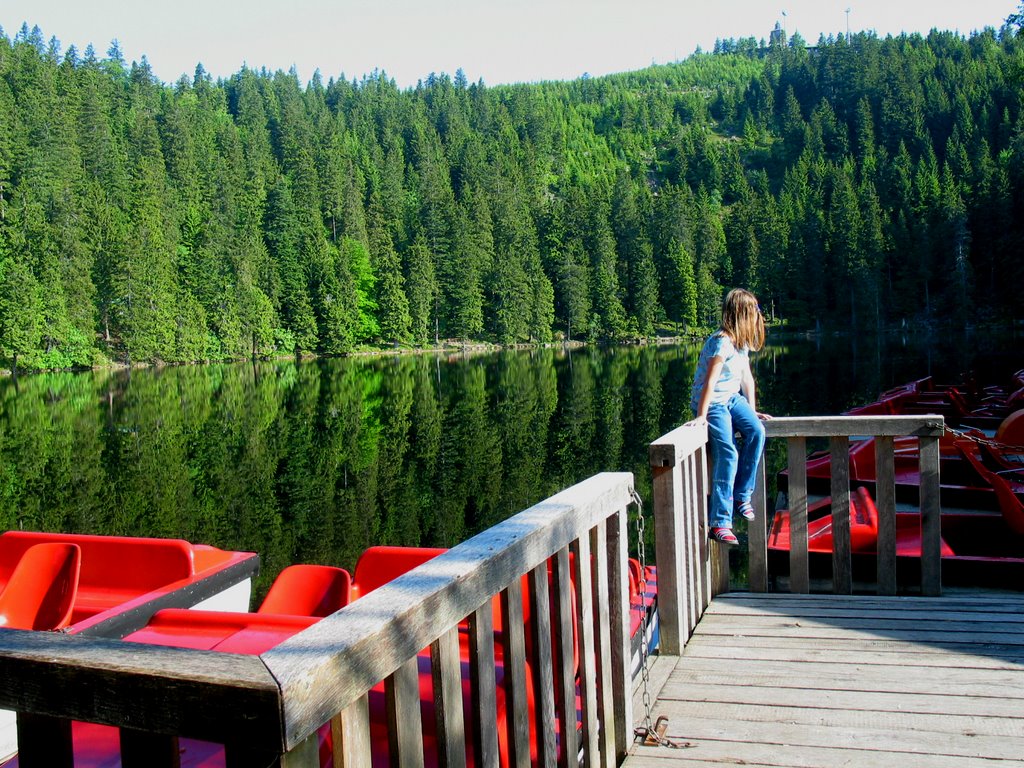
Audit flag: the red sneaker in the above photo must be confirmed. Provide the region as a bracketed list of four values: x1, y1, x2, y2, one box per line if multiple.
[710, 527, 739, 546]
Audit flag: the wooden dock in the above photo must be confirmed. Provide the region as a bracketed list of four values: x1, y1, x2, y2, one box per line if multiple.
[626, 591, 1024, 767]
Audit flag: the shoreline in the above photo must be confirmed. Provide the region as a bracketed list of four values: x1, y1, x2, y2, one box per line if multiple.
[1, 322, 1019, 377]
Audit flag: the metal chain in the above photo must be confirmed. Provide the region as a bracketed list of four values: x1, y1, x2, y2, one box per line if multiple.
[943, 424, 1024, 454]
[630, 487, 692, 750]
[630, 487, 655, 738]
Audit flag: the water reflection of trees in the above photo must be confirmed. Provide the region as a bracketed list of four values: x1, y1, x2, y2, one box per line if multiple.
[0, 335, 1016, 597]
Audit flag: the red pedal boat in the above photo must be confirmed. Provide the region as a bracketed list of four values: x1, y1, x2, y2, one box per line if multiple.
[767, 487, 1024, 588]
[0, 531, 259, 762]
[780, 372, 1024, 511]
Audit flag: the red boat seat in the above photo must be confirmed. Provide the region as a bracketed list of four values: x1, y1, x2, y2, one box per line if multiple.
[796, 487, 879, 553]
[351, 545, 445, 598]
[996, 408, 1024, 447]
[257, 564, 352, 617]
[0, 543, 81, 631]
[0, 531, 196, 622]
[127, 608, 317, 653]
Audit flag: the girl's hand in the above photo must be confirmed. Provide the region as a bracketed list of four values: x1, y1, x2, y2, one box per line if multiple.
[758, 412, 773, 420]
[691, 415, 707, 427]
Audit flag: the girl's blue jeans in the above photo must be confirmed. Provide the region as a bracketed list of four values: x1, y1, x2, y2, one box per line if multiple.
[706, 393, 766, 529]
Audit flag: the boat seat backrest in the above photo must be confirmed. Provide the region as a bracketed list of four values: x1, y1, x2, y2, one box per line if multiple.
[0, 542, 81, 630]
[0, 531, 195, 601]
[351, 546, 446, 598]
[257, 564, 352, 617]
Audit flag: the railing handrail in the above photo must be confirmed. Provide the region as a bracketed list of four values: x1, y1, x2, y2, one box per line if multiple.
[648, 412, 947, 659]
[762, 414, 945, 438]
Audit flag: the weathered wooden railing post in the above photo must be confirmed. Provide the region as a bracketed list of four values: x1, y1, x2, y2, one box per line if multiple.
[649, 421, 712, 656]
[748, 453, 769, 592]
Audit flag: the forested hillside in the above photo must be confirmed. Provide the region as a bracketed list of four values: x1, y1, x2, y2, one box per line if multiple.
[0, 21, 1022, 368]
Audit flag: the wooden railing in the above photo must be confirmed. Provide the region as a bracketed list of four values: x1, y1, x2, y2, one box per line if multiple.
[649, 414, 946, 642]
[0, 472, 636, 767]
[751, 415, 945, 596]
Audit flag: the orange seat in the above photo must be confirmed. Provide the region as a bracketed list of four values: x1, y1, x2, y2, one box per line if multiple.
[351, 546, 445, 598]
[0, 543, 81, 630]
[0, 531, 195, 622]
[257, 564, 352, 617]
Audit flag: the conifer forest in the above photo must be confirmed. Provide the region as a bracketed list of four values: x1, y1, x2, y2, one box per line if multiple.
[1, 21, 1023, 369]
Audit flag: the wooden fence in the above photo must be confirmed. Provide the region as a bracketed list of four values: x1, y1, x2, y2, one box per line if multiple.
[0, 472, 637, 768]
[750, 415, 945, 596]
[648, 414, 946, 653]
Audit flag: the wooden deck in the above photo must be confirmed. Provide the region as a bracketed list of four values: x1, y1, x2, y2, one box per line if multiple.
[626, 591, 1024, 767]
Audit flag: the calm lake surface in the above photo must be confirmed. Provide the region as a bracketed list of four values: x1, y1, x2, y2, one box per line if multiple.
[2, 329, 1020, 597]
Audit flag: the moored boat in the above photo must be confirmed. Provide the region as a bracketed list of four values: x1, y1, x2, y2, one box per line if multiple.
[0, 530, 259, 762]
[779, 371, 1024, 511]
[767, 486, 1024, 589]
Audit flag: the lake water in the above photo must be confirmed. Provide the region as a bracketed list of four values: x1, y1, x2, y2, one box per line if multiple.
[1, 329, 1019, 597]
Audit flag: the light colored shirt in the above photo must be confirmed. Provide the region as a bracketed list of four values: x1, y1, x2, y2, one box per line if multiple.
[690, 331, 750, 411]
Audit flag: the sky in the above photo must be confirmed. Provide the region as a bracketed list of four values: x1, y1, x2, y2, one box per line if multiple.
[0, 0, 1019, 88]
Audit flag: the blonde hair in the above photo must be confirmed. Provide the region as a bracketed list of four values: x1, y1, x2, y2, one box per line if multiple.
[721, 288, 765, 351]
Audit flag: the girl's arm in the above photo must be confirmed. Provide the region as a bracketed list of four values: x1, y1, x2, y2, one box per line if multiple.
[740, 357, 757, 412]
[741, 356, 771, 419]
[694, 356, 725, 421]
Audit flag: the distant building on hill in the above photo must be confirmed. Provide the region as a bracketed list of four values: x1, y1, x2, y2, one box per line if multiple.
[770, 21, 786, 47]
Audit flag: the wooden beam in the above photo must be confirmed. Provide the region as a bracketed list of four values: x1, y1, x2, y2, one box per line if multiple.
[552, 547, 578, 765]
[430, 629, 466, 768]
[787, 436, 809, 594]
[875, 436, 897, 595]
[830, 437, 852, 595]
[0, 631, 283, 751]
[500, 580, 530, 768]
[527, 563, 557, 768]
[651, 462, 685, 654]
[468, 605, 498, 768]
[919, 436, 942, 596]
[749, 454, 768, 593]
[386, 658, 424, 768]
[330, 696, 372, 768]
[16, 713, 73, 768]
[649, 421, 709, 467]
[573, 532, 600, 765]
[763, 416, 944, 438]
[120, 728, 181, 768]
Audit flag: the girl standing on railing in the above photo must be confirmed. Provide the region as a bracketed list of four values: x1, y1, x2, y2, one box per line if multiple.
[691, 288, 769, 546]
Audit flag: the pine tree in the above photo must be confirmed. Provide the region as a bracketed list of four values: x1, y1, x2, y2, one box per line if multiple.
[367, 192, 410, 343]
[0, 256, 44, 372]
[405, 235, 437, 345]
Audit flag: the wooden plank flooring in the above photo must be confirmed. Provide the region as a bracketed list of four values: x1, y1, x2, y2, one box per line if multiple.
[624, 592, 1024, 767]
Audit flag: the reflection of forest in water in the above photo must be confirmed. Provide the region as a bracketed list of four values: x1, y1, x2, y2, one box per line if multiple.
[1, 330, 1019, 597]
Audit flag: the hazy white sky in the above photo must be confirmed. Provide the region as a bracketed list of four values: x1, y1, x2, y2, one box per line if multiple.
[1, 0, 1018, 87]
